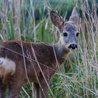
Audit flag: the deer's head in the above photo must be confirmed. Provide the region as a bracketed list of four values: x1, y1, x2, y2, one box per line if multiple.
[50, 6, 80, 50]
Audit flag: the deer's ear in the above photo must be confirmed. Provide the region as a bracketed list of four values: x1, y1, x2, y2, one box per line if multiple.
[50, 10, 64, 29]
[69, 6, 80, 26]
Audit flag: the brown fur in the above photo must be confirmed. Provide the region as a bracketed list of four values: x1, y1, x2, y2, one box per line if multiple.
[0, 41, 69, 98]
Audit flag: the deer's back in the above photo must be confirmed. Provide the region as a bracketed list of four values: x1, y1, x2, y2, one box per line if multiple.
[0, 41, 57, 83]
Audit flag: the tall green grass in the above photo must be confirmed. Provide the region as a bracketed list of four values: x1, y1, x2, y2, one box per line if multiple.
[0, 0, 98, 98]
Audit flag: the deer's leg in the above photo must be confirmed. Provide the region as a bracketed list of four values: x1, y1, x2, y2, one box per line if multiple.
[32, 83, 41, 98]
[40, 80, 49, 98]
[0, 79, 6, 98]
[8, 80, 22, 98]
[32, 81, 49, 98]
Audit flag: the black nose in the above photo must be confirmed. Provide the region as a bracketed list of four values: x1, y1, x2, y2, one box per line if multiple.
[68, 44, 77, 49]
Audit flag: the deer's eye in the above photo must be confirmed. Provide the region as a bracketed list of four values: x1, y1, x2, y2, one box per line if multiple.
[76, 32, 79, 37]
[63, 32, 68, 37]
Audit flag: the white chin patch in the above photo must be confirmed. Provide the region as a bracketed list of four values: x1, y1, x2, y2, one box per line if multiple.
[0, 57, 16, 77]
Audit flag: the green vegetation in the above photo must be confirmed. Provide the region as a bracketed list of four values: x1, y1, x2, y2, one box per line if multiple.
[0, 0, 98, 98]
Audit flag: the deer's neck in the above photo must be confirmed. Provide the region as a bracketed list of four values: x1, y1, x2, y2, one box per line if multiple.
[53, 40, 70, 64]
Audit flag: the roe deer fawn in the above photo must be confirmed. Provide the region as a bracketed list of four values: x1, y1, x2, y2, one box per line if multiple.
[0, 6, 80, 98]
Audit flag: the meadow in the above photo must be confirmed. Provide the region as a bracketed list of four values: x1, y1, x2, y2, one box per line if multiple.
[0, 0, 98, 98]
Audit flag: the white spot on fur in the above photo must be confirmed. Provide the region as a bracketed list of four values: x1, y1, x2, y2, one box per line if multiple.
[0, 57, 16, 77]
[0, 58, 4, 64]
